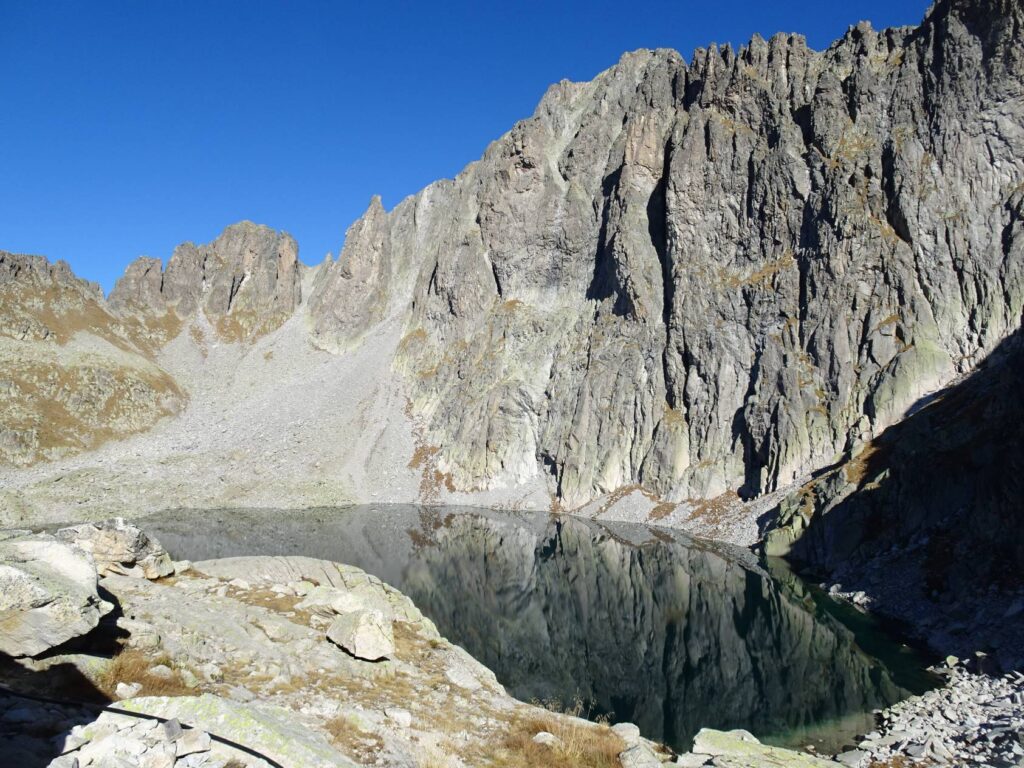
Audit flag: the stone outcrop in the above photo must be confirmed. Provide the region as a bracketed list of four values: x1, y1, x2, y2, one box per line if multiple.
[0, 531, 112, 657]
[57, 518, 175, 580]
[326, 610, 394, 661]
[109, 221, 303, 343]
[3, 548, 642, 768]
[684, 728, 836, 767]
[117, 695, 356, 768]
[763, 327, 1024, 670]
[141, 506, 928, 752]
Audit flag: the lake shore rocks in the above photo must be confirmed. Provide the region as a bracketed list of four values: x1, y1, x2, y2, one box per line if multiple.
[1, 522, 1022, 768]
[680, 728, 836, 766]
[843, 658, 1024, 767]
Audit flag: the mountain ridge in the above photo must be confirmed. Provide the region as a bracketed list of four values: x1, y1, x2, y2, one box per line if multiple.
[1, 0, 1021, 527]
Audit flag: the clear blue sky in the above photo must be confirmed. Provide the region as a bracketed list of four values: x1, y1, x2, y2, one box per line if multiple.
[1, 0, 929, 293]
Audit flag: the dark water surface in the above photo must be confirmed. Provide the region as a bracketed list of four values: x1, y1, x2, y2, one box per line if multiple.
[140, 505, 935, 752]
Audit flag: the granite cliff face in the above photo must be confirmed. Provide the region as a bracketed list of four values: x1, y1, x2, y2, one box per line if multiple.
[1, 0, 1022, 517]
[110, 221, 303, 344]
[307, 0, 1024, 507]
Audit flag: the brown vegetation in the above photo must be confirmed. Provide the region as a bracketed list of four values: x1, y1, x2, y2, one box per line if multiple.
[685, 490, 740, 526]
[325, 714, 385, 761]
[97, 649, 193, 698]
[493, 702, 625, 768]
[842, 441, 884, 487]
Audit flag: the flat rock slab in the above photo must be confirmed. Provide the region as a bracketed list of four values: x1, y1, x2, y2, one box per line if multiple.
[195, 555, 436, 628]
[119, 693, 356, 768]
[689, 729, 836, 768]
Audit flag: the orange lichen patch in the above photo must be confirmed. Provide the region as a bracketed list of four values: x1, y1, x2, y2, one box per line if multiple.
[214, 309, 290, 344]
[720, 252, 796, 290]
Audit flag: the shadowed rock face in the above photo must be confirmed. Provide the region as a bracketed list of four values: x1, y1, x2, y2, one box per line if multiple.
[764, 328, 1024, 670]
[301, 0, 1024, 507]
[143, 507, 932, 752]
[110, 221, 303, 343]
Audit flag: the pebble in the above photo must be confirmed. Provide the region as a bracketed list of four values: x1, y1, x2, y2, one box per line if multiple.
[116, 682, 143, 699]
[532, 730, 560, 746]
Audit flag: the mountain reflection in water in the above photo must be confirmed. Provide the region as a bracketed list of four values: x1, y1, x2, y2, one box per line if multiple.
[142, 505, 934, 751]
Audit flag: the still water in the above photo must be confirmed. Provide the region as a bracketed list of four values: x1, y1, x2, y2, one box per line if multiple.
[140, 505, 935, 753]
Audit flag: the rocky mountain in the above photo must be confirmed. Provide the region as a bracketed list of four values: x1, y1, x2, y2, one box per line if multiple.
[764, 324, 1024, 669]
[109, 221, 304, 345]
[0, 252, 183, 466]
[0, 0, 1021, 523]
[310, 0, 1022, 508]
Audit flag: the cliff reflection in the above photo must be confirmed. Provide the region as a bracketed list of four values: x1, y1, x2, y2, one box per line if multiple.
[145, 506, 930, 750]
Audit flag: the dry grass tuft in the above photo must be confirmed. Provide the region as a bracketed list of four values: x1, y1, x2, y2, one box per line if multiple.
[325, 714, 385, 762]
[842, 441, 883, 487]
[97, 649, 193, 698]
[648, 501, 676, 521]
[496, 705, 625, 768]
[685, 490, 740, 525]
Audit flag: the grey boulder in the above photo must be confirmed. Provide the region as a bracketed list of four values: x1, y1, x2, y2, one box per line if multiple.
[57, 518, 174, 580]
[0, 533, 112, 657]
[326, 609, 394, 661]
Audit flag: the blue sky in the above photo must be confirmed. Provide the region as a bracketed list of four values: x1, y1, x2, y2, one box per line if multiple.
[1, 0, 929, 293]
